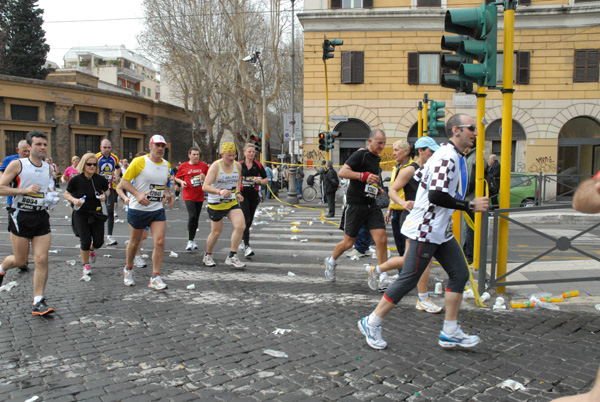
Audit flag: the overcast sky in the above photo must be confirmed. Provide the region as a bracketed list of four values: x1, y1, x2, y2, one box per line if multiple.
[38, 0, 145, 66]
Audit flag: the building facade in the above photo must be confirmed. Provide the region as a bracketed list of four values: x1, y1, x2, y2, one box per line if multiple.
[298, 0, 600, 197]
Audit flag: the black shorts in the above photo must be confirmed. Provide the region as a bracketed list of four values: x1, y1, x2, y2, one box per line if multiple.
[207, 204, 241, 222]
[339, 203, 386, 238]
[8, 209, 51, 239]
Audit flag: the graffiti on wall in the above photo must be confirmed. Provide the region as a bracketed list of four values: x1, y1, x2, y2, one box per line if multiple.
[304, 149, 326, 165]
[528, 155, 557, 173]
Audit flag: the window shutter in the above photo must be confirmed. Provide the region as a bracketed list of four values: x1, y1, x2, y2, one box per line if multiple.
[587, 50, 599, 82]
[341, 52, 352, 84]
[363, 0, 373, 8]
[353, 51, 364, 84]
[518, 0, 531, 6]
[408, 53, 419, 85]
[516, 51, 530, 84]
[331, 0, 341, 9]
[574, 50, 588, 83]
[417, 0, 441, 6]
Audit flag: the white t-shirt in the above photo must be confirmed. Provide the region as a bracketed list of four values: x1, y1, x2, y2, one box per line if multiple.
[401, 142, 465, 244]
[272, 167, 279, 181]
[122, 155, 170, 212]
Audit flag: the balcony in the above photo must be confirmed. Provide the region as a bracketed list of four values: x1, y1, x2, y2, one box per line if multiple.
[117, 67, 144, 83]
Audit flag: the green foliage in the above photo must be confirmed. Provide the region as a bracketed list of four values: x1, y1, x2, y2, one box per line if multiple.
[0, 0, 51, 79]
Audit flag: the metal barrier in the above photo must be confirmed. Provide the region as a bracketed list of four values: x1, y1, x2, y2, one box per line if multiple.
[477, 204, 600, 294]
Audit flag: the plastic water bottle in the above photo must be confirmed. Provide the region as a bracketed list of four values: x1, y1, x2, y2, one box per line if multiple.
[73, 195, 86, 211]
[561, 290, 579, 298]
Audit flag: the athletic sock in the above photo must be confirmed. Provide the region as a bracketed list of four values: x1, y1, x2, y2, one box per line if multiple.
[329, 257, 337, 266]
[375, 265, 381, 274]
[368, 312, 383, 327]
[443, 320, 458, 334]
[0, 265, 5, 275]
[229, 251, 236, 258]
[152, 272, 160, 277]
[418, 292, 429, 302]
[33, 295, 43, 304]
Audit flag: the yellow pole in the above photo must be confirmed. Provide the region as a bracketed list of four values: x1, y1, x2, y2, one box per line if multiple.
[324, 55, 330, 162]
[422, 94, 428, 137]
[496, 5, 515, 294]
[473, 86, 487, 270]
[418, 102, 423, 138]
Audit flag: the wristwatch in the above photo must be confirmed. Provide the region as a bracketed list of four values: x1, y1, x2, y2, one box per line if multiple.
[468, 201, 475, 212]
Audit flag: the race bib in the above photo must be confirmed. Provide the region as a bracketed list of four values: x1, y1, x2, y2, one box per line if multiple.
[364, 183, 378, 199]
[445, 220, 453, 239]
[220, 188, 236, 203]
[242, 176, 256, 188]
[191, 175, 203, 187]
[147, 184, 165, 202]
[17, 192, 46, 211]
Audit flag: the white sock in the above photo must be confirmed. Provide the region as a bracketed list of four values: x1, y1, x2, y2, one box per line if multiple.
[33, 295, 44, 304]
[375, 265, 381, 274]
[379, 271, 388, 283]
[0, 264, 6, 275]
[329, 257, 337, 266]
[418, 292, 429, 302]
[443, 320, 458, 334]
[368, 312, 383, 326]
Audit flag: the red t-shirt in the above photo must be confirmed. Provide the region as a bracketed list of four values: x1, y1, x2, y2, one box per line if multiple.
[175, 161, 209, 202]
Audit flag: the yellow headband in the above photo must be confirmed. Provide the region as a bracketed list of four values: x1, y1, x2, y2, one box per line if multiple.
[222, 142, 236, 153]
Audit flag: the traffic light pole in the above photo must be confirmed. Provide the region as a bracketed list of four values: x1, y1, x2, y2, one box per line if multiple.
[286, 0, 300, 204]
[496, 1, 517, 294]
[417, 102, 423, 138]
[473, 86, 487, 271]
[422, 94, 428, 137]
[324, 56, 331, 161]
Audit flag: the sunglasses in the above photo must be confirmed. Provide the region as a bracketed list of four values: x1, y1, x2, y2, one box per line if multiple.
[86, 163, 97, 167]
[457, 124, 476, 132]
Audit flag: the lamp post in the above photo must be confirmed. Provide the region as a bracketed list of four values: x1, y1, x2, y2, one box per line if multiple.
[244, 51, 267, 164]
[286, 0, 299, 204]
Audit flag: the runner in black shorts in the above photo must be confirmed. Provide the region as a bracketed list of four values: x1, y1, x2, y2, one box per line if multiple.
[324, 129, 388, 282]
[0, 130, 57, 316]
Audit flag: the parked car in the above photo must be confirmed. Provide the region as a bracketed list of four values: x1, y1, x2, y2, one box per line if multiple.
[508, 172, 539, 207]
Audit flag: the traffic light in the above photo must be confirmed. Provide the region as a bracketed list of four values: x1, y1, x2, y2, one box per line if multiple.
[441, 35, 474, 94]
[322, 39, 344, 61]
[251, 132, 262, 153]
[427, 101, 446, 136]
[444, 2, 498, 88]
[318, 132, 327, 151]
[326, 132, 334, 150]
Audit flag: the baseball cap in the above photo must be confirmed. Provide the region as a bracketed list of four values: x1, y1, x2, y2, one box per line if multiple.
[150, 134, 167, 144]
[414, 136, 440, 152]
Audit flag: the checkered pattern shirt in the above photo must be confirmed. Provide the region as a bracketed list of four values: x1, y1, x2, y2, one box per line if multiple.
[401, 142, 462, 244]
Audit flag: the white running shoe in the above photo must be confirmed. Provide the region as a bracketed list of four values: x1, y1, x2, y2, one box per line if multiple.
[244, 246, 254, 257]
[365, 265, 379, 291]
[203, 254, 216, 267]
[357, 316, 387, 350]
[148, 276, 167, 290]
[438, 326, 480, 348]
[106, 236, 118, 246]
[324, 257, 336, 281]
[225, 255, 246, 268]
[185, 241, 194, 251]
[82, 264, 92, 276]
[134, 255, 147, 268]
[192, 240, 199, 250]
[89, 251, 97, 264]
[416, 297, 443, 314]
[123, 267, 135, 286]
[238, 240, 245, 251]
[347, 248, 367, 258]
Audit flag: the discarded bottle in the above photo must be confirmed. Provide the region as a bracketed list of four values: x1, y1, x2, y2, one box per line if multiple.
[480, 292, 491, 302]
[434, 280, 443, 295]
[49, 249, 60, 254]
[510, 301, 535, 308]
[263, 349, 288, 358]
[539, 296, 564, 303]
[73, 195, 86, 211]
[66, 260, 77, 266]
[561, 290, 579, 298]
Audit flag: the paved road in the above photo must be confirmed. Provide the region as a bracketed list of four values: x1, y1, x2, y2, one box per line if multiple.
[0, 198, 599, 401]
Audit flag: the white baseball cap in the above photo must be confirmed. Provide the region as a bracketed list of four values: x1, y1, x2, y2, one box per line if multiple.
[150, 134, 167, 144]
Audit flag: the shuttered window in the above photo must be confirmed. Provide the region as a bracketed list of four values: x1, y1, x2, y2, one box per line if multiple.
[516, 51, 530, 84]
[407, 53, 419, 85]
[407, 53, 441, 85]
[331, 0, 341, 9]
[574, 50, 599, 83]
[417, 0, 441, 6]
[341, 51, 364, 84]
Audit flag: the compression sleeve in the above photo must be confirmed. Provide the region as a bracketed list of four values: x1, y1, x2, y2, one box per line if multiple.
[428, 190, 470, 211]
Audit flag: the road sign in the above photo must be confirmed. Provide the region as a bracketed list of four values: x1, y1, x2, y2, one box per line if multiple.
[277, 153, 287, 159]
[283, 113, 302, 141]
[329, 115, 348, 122]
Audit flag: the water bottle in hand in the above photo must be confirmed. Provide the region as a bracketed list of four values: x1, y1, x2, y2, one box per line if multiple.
[74, 195, 86, 211]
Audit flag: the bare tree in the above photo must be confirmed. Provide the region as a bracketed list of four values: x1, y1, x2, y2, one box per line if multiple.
[139, 0, 285, 163]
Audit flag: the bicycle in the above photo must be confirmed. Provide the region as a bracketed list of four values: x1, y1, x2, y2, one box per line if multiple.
[302, 175, 321, 202]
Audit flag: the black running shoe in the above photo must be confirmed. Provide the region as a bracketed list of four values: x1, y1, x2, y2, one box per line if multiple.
[0, 273, 4, 287]
[32, 298, 55, 316]
[18, 263, 29, 272]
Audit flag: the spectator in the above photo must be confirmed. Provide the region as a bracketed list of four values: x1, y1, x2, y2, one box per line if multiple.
[324, 160, 339, 217]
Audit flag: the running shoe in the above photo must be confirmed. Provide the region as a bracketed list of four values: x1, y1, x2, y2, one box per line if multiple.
[186, 241, 194, 251]
[438, 326, 480, 348]
[123, 267, 135, 286]
[82, 264, 92, 276]
[416, 297, 443, 314]
[0, 272, 4, 287]
[191, 240, 199, 250]
[365, 265, 379, 291]
[357, 316, 387, 350]
[225, 255, 246, 268]
[149, 276, 167, 290]
[18, 263, 29, 272]
[244, 246, 254, 257]
[347, 248, 367, 258]
[324, 257, 336, 281]
[106, 236, 118, 246]
[203, 254, 216, 267]
[32, 298, 55, 316]
[89, 251, 97, 263]
[238, 240, 245, 251]
[134, 255, 147, 268]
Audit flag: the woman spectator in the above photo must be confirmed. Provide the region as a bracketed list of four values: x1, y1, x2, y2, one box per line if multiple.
[61, 156, 81, 184]
[64, 153, 109, 276]
[239, 143, 267, 257]
[384, 140, 412, 257]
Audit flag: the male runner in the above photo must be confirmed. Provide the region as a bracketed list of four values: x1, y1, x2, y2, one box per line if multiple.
[97, 139, 121, 245]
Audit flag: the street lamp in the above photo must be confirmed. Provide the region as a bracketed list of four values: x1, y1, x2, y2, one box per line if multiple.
[286, 0, 300, 204]
[243, 51, 267, 164]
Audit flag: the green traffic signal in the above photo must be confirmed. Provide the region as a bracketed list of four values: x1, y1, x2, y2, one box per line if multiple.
[322, 39, 343, 61]
[427, 101, 446, 136]
[441, 35, 474, 94]
[326, 132, 335, 150]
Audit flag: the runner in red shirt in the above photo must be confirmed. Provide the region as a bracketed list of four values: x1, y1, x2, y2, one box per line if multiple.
[174, 147, 209, 251]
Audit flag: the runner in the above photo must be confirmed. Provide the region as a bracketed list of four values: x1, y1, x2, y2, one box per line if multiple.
[358, 114, 489, 350]
[96, 139, 121, 246]
[239, 143, 267, 257]
[61, 155, 81, 184]
[174, 147, 209, 251]
[202, 142, 246, 268]
[119, 135, 173, 289]
[0, 130, 58, 315]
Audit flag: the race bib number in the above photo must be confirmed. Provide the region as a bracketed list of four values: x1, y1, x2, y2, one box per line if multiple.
[191, 175, 203, 187]
[242, 176, 256, 188]
[17, 192, 46, 211]
[147, 184, 165, 202]
[220, 188, 236, 203]
[364, 183, 378, 199]
[101, 171, 113, 182]
[445, 220, 453, 239]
